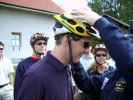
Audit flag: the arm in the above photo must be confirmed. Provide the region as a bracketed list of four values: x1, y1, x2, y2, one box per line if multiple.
[94, 18, 133, 72]
[71, 62, 103, 94]
[70, 8, 133, 73]
[14, 62, 25, 99]
[9, 73, 14, 85]
[7, 58, 15, 86]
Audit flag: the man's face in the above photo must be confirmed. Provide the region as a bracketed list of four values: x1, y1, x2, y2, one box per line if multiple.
[0, 45, 4, 57]
[34, 40, 47, 55]
[95, 50, 107, 65]
[71, 38, 90, 62]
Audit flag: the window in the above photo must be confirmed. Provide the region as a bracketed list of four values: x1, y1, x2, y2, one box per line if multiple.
[11, 32, 22, 50]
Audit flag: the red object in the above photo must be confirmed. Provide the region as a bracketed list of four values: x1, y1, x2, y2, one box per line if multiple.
[0, 0, 64, 14]
[32, 56, 41, 61]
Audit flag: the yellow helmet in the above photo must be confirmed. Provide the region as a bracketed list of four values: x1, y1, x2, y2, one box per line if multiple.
[54, 14, 98, 38]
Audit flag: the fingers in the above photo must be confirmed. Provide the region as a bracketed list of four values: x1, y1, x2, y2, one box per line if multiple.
[63, 6, 101, 26]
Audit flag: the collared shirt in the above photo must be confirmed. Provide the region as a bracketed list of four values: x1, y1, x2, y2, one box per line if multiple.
[16, 51, 73, 100]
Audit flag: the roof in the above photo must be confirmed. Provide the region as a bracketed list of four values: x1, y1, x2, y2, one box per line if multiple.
[0, 0, 64, 14]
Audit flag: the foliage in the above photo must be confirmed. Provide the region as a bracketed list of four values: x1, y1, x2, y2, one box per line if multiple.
[89, 0, 133, 23]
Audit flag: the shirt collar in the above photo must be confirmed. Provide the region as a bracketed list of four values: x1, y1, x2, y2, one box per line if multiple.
[32, 56, 41, 61]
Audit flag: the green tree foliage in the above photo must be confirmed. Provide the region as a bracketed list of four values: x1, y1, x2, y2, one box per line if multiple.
[89, 0, 133, 23]
[119, 0, 133, 23]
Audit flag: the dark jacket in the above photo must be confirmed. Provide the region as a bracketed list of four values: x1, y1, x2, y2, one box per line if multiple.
[14, 57, 39, 99]
[16, 52, 73, 100]
[72, 18, 133, 100]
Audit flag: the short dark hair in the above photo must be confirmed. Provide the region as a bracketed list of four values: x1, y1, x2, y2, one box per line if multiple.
[0, 41, 4, 47]
[54, 33, 67, 45]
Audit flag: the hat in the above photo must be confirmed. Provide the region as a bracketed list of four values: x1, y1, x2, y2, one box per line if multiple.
[30, 33, 48, 48]
[53, 21, 70, 36]
[93, 44, 107, 55]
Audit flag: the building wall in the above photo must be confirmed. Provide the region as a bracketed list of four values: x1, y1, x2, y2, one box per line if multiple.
[0, 6, 55, 64]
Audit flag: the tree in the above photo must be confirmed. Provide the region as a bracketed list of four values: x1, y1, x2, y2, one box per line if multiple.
[88, 0, 133, 23]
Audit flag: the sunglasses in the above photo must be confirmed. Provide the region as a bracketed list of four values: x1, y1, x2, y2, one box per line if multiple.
[96, 54, 106, 57]
[0, 48, 3, 50]
[36, 42, 47, 46]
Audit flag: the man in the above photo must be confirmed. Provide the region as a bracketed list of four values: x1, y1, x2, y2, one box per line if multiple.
[14, 33, 48, 99]
[80, 45, 94, 71]
[70, 7, 133, 100]
[16, 15, 94, 100]
[0, 41, 14, 100]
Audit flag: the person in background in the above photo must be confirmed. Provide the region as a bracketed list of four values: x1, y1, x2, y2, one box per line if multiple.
[14, 33, 48, 100]
[0, 41, 14, 100]
[80, 44, 115, 72]
[88, 44, 114, 75]
[75, 44, 115, 100]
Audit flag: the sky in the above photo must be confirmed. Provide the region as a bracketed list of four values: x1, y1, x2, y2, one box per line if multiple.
[52, 0, 88, 11]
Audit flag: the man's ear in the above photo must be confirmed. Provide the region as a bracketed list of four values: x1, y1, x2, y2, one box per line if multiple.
[62, 35, 69, 46]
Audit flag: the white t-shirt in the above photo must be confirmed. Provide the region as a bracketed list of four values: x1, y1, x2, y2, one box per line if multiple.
[0, 56, 14, 85]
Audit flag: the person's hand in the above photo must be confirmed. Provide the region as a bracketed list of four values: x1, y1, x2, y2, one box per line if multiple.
[69, 7, 102, 26]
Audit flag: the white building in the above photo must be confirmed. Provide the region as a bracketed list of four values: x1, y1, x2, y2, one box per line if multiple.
[0, 0, 63, 65]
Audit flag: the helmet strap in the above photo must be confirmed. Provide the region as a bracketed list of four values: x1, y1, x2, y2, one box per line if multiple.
[67, 36, 74, 65]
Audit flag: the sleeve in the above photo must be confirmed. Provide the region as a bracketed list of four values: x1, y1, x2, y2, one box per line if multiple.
[94, 18, 133, 73]
[16, 73, 44, 100]
[14, 62, 25, 100]
[15, 62, 25, 83]
[71, 62, 103, 95]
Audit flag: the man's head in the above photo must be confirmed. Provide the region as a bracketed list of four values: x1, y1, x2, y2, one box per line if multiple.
[53, 20, 92, 64]
[30, 33, 48, 56]
[0, 41, 4, 57]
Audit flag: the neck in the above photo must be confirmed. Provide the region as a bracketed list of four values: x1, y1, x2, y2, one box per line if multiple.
[33, 52, 43, 57]
[51, 46, 68, 65]
[97, 63, 108, 73]
[33, 54, 40, 58]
